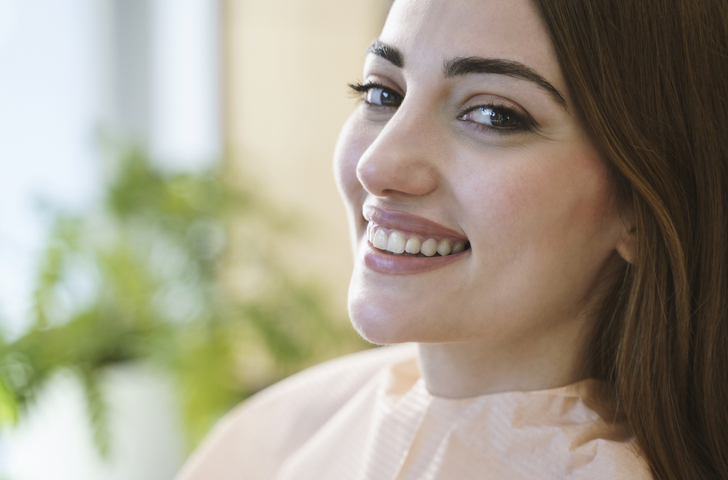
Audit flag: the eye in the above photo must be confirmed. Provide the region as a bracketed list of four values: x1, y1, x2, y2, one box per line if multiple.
[348, 82, 403, 108]
[458, 104, 533, 133]
[365, 87, 402, 107]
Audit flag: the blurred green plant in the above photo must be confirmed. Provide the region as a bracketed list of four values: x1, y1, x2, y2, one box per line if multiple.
[0, 148, 367, 454]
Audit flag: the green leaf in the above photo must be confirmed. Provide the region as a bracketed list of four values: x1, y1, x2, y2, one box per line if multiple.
[0, 376, 19, 425]
[2, 146, 368, 454]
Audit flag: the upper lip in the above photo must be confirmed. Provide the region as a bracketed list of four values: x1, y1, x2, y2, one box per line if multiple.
[363, 205, 468, 241]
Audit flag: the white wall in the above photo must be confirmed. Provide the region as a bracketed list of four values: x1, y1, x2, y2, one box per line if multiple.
[0, 0, 101, 337]
[150, 0, 220, 170]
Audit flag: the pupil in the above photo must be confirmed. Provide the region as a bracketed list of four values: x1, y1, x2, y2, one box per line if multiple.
[490, 111, 517, 127]
[381, 91, 398, 106]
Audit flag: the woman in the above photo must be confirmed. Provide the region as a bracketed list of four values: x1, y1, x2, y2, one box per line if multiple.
[176, 0, 728, 478]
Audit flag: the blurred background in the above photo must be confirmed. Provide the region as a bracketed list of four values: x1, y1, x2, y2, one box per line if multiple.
[0, 1, 389, 478]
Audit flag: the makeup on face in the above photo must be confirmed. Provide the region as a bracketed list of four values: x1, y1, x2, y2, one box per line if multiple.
[334, 0, 628, 388]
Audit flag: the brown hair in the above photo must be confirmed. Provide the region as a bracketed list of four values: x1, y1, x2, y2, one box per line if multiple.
[535, 0, 728, 478]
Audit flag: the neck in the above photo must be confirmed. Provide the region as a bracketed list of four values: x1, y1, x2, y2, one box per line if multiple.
[417, 328, 590, 398]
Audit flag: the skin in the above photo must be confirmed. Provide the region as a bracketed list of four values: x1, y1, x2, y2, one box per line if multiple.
[334, 0, 633, 398]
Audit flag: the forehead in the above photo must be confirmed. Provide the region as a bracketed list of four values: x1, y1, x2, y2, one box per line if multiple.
[379, 0, 565, 92]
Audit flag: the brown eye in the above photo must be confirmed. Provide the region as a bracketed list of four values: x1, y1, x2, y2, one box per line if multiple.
[459, 105, 531, 133]
[468, 107, 519, 128]
[365, 87, 403, 107]
[488, 110, 519, 128]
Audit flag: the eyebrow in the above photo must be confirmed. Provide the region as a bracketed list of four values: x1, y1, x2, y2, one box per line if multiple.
[366, 40, 404, 68]
[444, 57, 567, 109]
[366, 40, 568, 110]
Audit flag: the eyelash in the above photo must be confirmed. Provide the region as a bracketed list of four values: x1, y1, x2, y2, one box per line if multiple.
[348, 82, 402, 106]
[458, 104, 535, 134]
[348, 82, 534, 135]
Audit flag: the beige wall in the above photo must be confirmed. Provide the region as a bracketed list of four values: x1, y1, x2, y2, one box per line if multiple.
[223, 0, 389, 318]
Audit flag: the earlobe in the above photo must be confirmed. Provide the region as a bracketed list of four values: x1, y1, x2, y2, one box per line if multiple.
[616, 223, 636, 264]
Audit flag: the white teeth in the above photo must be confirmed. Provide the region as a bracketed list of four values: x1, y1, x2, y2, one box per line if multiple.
[405, 237, 422, 254]
[420, 238, 438, 257]
[369, 224, 379, 245]
[386, 231, 406, 254]
[373, 228, 389, 250]
[437, 239, 451, 256]
[367, 221, 467, 257]
[451, 241, 466, 254]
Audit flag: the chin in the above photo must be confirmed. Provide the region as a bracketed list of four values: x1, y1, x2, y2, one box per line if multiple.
[347, 295, 406, 346]
[346, 271, 461, 346]
[346, 271, 418, 345]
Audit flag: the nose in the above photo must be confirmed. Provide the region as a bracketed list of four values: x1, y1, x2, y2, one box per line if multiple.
[356, 101, 440, 199]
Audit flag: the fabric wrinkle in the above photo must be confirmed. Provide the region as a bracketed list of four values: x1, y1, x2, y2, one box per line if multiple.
[175, 344, 652, 480]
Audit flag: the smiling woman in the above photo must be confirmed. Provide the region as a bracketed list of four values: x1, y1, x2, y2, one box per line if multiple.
[339, 0, 630, 395]
[175, 0, 728, 479]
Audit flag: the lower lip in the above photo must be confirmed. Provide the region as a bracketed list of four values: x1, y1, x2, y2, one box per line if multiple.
[363, 242, 469, 275]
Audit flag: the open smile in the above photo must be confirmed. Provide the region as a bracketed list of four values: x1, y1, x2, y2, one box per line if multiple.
[362, 205, 471, 274]
[367, 222, 470, 257]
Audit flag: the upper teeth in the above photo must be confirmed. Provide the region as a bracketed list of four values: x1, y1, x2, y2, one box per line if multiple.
[367, 222, 466, 257]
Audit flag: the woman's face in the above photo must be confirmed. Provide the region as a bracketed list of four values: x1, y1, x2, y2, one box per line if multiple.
[334, 0, 630, 347]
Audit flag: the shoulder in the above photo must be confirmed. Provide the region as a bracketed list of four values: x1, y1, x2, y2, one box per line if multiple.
[174, 344, 418, 480]
[244, 343, 417, 413]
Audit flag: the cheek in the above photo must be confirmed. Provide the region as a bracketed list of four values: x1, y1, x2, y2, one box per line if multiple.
[531, 146, 618, 239]
[333, 114, 376, 209]
[459, 144, 618, 255]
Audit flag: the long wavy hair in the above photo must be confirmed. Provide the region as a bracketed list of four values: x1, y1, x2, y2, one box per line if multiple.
[535, 1, 728, 478]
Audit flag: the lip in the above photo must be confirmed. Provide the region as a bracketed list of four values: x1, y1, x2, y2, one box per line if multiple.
[361, 205, 470, 275]
[363, 242, 469, 275]
[363, 205, 468, 241]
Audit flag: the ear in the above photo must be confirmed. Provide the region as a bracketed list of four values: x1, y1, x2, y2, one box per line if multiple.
[615, 219, 635, 264]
